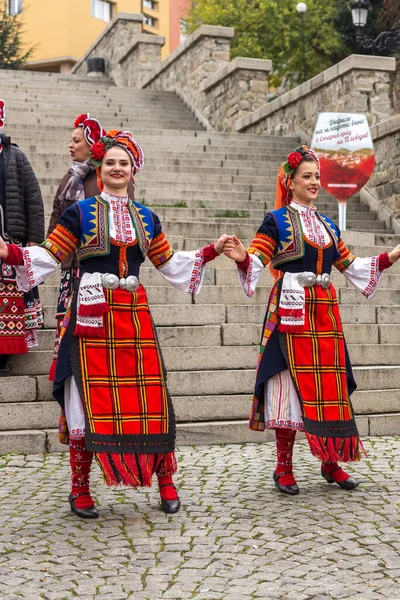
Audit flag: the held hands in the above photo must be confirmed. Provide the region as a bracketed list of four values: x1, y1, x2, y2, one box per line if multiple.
[388, 244, 400, 264]
[214, 234, 234, 255]
[223, 235, 247, 263]
[0, 237, 8, 259]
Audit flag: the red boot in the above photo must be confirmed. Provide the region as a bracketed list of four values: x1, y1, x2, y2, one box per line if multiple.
[69, 438, 99, 518]
[321, 462, 359, 490]
[273, 428, 299, 495]
[157, 474, 180, 514]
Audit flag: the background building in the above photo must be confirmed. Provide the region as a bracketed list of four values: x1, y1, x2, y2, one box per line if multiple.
[7, 0, 191, 72]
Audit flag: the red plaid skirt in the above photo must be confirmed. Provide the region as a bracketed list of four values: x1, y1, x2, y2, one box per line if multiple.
[283, 284, 364, 462]
[70, 285, 177, 486]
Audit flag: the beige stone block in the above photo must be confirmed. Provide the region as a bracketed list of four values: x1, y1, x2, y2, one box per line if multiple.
[368, 413, 400, 435]
[0, 430, 46, 455]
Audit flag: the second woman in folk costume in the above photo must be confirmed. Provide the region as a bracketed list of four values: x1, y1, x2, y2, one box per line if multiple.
[47, 113, 106, 380]
[224, 145, 400, 495]
[0, 129, 231, 518]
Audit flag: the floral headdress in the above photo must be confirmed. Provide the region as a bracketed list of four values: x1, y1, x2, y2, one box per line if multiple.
[0, 99, 5, 129]
[90, 130, 144, 192]
[90, 130, 144, 174]
[282, 145, 319, 176]
[74, 113, 106, 147]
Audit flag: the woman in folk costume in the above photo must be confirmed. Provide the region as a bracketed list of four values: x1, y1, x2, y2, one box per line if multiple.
[0, 129, 231, 518]
[224, 145, 400, 495]
[47, 113, 106, 380]
[0, 98, 44, 375]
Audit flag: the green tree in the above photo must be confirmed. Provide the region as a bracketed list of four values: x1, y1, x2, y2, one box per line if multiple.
[378, 0, 400, 30]
[0, 3, 34, 69]
[186, 0, 393, 87]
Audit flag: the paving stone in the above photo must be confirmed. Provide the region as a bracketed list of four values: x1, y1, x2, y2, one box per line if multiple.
[1, 439, 400, 597]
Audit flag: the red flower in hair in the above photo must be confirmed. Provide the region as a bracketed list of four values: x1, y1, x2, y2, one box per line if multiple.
[287, 151, 303, 169]
[90, 141, 107, 162]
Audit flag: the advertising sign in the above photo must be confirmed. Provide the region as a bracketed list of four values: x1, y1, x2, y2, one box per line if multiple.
[311, 112, 375, 230]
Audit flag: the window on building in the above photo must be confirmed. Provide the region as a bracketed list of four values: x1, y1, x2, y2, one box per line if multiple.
[143, 15, 157, 28]
[143, 0, 157, 10]
[7, 0, 23, 15]
[91, 0, 112, 22]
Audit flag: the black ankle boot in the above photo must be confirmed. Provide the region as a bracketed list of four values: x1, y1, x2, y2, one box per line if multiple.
[273, 470, 300, 495]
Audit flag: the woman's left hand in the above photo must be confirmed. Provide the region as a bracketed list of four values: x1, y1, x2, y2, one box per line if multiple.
[388, 244, 400, 264]
[214, 234, 233, 255]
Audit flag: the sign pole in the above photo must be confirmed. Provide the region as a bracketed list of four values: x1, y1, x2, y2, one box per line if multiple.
[338, 202, 347, 232]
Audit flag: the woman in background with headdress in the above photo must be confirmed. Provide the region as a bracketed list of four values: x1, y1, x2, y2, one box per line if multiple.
[0, 129, 231, 519]
[47, 113, 106, 380]
[224, 145, 400, 495]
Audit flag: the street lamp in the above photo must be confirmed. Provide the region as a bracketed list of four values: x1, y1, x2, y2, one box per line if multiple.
[296, 2, 307, 83]
[350, 0, 400, 54]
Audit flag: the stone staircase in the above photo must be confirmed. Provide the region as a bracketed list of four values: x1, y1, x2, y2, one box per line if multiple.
[0, 69, 399, 453]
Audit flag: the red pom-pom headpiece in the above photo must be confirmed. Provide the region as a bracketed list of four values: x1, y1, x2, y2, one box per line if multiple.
[0, 99, 5, 129]
[73, 113, 106, 147]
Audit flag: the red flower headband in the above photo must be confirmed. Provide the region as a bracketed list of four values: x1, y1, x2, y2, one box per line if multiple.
[74, 113, 106, 147]
[90, 130, 144, 176]
[283, 145, 319, 176]
[0, 99, 5, 129]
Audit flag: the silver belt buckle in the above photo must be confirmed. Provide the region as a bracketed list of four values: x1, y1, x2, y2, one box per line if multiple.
[124, 276, 139, 292]
[297, 272, 316, 288]
[297, 272, 330, 289]
[101, 273, 139, 292]
[101, 273, 119, 290]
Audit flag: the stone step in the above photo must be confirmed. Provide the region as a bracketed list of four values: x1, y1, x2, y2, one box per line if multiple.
[35, 320, 400, 352]
[224, 304, 400, 325]
[339, 288, 400, 306]
[17, 336, 400, 376]
[8, 125, 299, 147]
[2, 384, 400, 436]
[13, 345, 261, 376]
[7, 362, 400, 408]
[42, 303, 227, 328]
[3, 406, 400, 453]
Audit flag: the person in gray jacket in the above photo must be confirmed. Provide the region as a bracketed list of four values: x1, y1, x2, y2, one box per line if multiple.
[0, 99, 44, 375]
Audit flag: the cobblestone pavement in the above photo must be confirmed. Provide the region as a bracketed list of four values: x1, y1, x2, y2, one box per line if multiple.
[1, 438, 400, 600]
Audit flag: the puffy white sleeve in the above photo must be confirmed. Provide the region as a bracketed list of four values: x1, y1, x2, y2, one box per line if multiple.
[333, 239, 382, 299]
[237, 254, 265, 298]
[342, 255, 382, 299]
[15, 246, 58, 292]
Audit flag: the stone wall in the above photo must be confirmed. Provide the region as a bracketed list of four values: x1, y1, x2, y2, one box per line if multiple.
[141, 26, 271, 132]
[236, 55, 396, 138]
[119, 34, 165, 89]
[361, 115, 400, 231]
[391, 59, 400, 116]
[71, 13, 145, 85]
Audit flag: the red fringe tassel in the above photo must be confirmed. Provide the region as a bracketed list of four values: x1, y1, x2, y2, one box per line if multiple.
[0, 337, 28, 355]
[95, 451, 177, 488]
[306, 433, 367, 463]
[278, 323, 304, 333]
[278, 307, 304, 318]
[48, 359, 57, 382]
[77, 302, 110, 317]
[73, 324, 106, 338]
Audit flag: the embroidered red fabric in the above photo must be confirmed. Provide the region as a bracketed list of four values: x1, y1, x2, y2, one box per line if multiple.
[378, 252, 392, 271]
[5, 244, 24, 266]
[202, 243, 219, 263]
[236, 252, 250, 272]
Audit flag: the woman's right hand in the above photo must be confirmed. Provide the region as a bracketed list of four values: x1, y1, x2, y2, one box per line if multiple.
[0, 237, 8, 259]
[223, 235, 247, 263]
